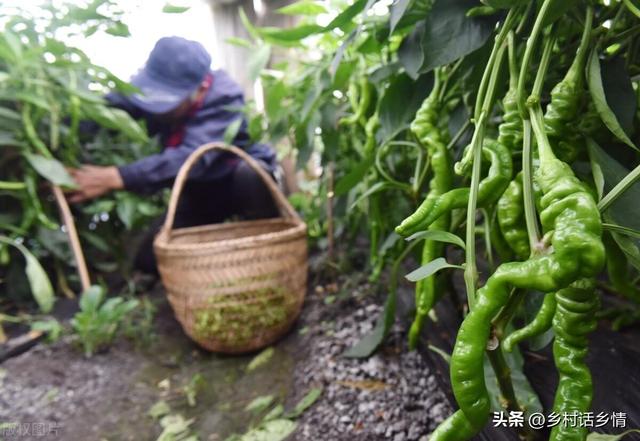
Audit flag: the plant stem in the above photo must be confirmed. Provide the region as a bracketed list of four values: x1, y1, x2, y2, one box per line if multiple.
[475, 9, 520, 121]
[522, 120, 541, 249]
[464, 114, 485, 309]
[0, 181, 26, 190]
[598, 162, 640, 211]
[516, 0, 554, 118]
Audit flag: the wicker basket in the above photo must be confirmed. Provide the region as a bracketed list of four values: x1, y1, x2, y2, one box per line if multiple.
[154, 142, 308, 354]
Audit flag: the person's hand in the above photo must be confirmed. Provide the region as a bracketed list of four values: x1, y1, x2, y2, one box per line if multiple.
[67, 165, 124, 203]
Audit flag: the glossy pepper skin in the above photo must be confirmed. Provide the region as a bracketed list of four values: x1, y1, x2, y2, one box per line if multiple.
[543, 7, 593, 163]
[406, 74, 453, 349]
[396, 138, 512, 237]
[551, 278, 599, 441]
[503, 291, 556, 352]
[498, 87, 523, 153]
[430, 156, 605, 441]
[497, 172, 530, 260]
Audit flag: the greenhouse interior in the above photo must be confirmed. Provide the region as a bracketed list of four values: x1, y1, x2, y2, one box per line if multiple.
[1, 0, 640, 440]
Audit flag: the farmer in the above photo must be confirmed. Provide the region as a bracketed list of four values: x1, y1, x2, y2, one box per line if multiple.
[68, 36, 279, 273]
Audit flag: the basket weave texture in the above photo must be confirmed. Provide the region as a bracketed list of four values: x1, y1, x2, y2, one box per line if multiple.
[154, 143, 308, 353]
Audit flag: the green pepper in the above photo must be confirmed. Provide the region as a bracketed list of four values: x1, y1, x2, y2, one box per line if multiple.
[497, 173, 530, 260]
[396, 138, 512, 237]
[543, 7, 593, 163]
[406, 71, 453, 349]
[431, 150, 604, 440]
[503, 292, 555, 352]
[550, 278, 599, 441]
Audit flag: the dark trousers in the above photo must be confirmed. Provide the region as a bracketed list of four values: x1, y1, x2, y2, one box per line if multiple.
[135, 159, 279, 274]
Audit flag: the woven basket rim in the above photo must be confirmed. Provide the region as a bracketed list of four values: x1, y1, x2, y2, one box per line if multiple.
[154, 217, 306, 254]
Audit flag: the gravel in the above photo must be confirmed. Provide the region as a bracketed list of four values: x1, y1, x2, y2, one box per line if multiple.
[291, 284, 451, 441]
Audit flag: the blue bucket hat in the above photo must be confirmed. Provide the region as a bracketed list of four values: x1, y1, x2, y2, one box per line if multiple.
[129, 37, 212, 114]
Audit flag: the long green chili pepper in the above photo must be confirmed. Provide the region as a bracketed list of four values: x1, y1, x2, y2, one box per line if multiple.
[498, 33, 522, 154]
[396, 139, 511, 237]
[550, 278, 599, 441]
[489, 213, 514, 263]
[406, 72, 453, 349]
[497, 173, 530, 260]
[431, 139, 604, 440]
[503, 292, 556, 352]
[21, 104, 52, 158]
[543, 6, 593, 163]
[340, 77, 372, 127]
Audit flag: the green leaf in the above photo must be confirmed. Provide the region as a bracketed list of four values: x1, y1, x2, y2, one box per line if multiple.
[600, 56, 636, 138]
[587, 139, 640, 270]
[24, 153, 77, 188]
[623, 0, 640, 18]
[226, 37, 253, 49]
[248, 44, 271, 82]
[79, 285, 105, 312]
[348, 182, 395, 211]
[484, 347, 543, 414]
[257, 24, 324, 45]
[104, 22, 131, 37]
[343, 285, 396, 358]
[379, 72, 433, 140]
[239, 8, 260, 41]
[603, 223, 640, 240]
[587, 50, 637, 150]
[0, 236, 55, 313]
[405, 230, 466, 249]
[543, 0, 580, 26]
[162, 3, 191, 13]
[263, 404, 284, 421]
[325, 0, 369, 30]
[405, 257, 463, 282]
[587, 429, 640, 440]
[148, 400, 171, 419]
[264, 80, 288, 120]
[398, 23, 425, 79]
[22, 245, 55, 313]
[415, 0, 497, 74]
[15, 92, 51, 111]
[245, 395, 275, 413]
[0, 107, 21, 121]
[31, 318, 63, 342]
[276, 0, 327, 16]
[481, 0, 527, 8]
[587, 139, 640, 230]
[390, 0, 414, 34]
[116, 195, 137, 230]
[241, 419, 296, 441]
[334, 155, 374, 196]
[247, 347, 275, 372]
[83, 105, 149, 143]
[286, 388, 322, 418]
[224, 118, 243, 144]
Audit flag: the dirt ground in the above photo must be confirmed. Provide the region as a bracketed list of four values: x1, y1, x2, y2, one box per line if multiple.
[0, 267, 450, 441]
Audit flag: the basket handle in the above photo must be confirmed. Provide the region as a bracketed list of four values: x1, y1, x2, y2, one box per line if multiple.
[162, 142, 301, 235]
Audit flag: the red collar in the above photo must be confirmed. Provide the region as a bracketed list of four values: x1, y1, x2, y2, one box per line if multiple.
[166, 73, 214, 148]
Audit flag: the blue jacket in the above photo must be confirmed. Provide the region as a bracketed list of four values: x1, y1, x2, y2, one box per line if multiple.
[108, 69, 276, 195]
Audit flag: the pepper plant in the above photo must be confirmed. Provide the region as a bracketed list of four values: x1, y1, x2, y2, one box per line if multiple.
[243, 0, 640, 439]
[0, 1, 164, 315]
